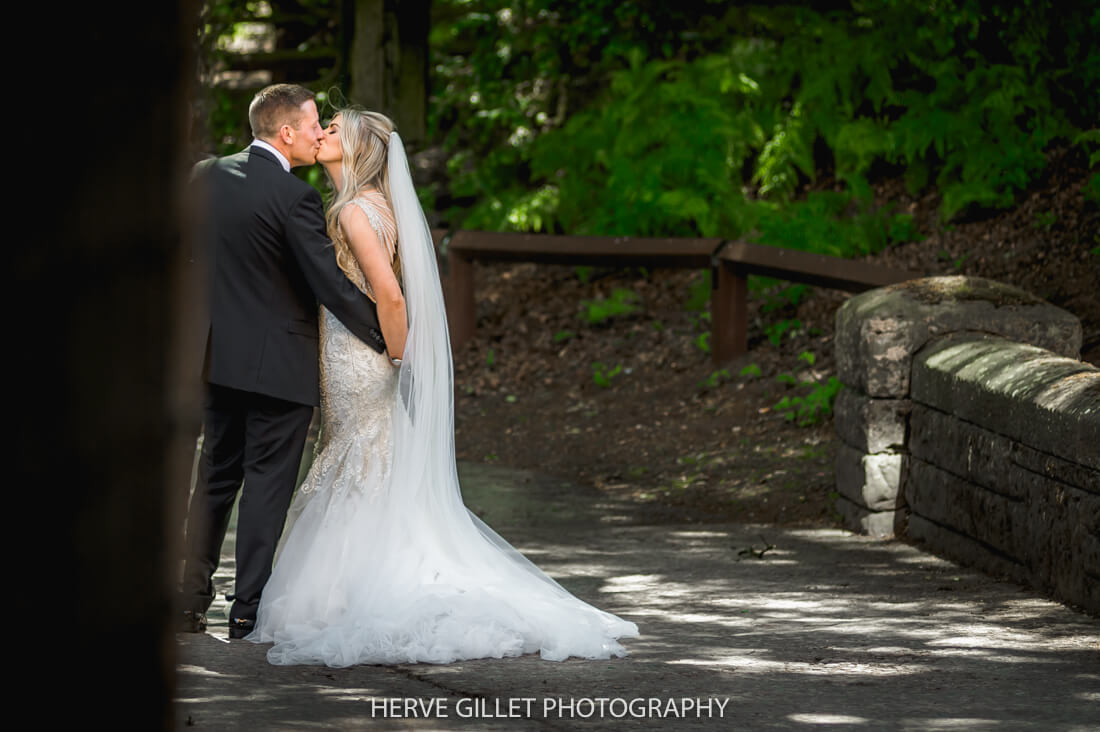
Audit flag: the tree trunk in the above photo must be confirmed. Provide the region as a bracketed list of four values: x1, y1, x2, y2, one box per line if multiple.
[349, 0, 428, 145]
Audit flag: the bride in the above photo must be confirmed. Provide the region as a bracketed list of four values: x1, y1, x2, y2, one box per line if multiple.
[247, 107, 639, 666]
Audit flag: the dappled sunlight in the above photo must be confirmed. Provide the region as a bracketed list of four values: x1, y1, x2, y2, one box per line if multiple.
[667, 530, 735, 539]
[177, 663, 242, 679]
[893, 553, 958, 567]
[315, 686, 390, 700]
[176, 692, 277, 705]
[602, 574, 663, 593]
[927, 628, 1100, 651]
[669, 654, 927, 676]
[181, 491, 1099, 729]
[1034, 371, 1099, 412]
[788, 713, 870, 724]
[896, 718, 1002, 730]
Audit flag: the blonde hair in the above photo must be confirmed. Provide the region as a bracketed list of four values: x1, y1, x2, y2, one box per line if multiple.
[324, 107, 401, 286]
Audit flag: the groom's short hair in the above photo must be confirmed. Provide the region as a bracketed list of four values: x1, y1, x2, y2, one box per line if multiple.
[249, 84, 316, 140]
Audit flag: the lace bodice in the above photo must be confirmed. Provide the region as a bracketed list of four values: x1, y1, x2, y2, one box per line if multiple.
[335, 191, 398, 302]
[300, 193, 399, 497]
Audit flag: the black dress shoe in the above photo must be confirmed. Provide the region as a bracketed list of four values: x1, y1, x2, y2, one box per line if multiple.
[228, 617, 255, 639]
[178, 610, 207, 633]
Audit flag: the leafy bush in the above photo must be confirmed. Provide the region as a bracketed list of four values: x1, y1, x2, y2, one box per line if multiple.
[431, 1, 1098, 245]
[1076, 129, 1100, 205]
[765, 319, 802, 347]
[774, 377, 843, 426]
[579, 288, 641, 324]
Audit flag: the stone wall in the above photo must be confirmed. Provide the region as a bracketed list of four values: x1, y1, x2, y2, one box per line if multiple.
[833, 276, 1099, 613]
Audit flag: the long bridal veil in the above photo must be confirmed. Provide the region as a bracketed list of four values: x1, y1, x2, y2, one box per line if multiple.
[385, 131, 637, 655]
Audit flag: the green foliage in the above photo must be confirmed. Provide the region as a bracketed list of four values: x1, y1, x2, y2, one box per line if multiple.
[430, 0, 745, 226]
[694, 332, 711, 354]
[195, 0, 342, 159]
[684, 271, 711, 312]
[1076, 129, 1100, 205]
[937, 249, 969, 271]
[753, 194, 921, 257]
[1075, 129, 1100, 168]
[774, 377, 843, 426]
[765, 319, 802, 347]
[553, 330, 576, 343]
[739, 363, 762, 379]
[1033, 211, 1058, 230]
[698, 368, 732, 389]
[579, 288, 640, 324]
[1086, 176, 1100, 206]
[529, 49, 760, 237]
[431, 1, 1097, 243]
[760, 282, 810, 314]
[591, 361, 624, 387]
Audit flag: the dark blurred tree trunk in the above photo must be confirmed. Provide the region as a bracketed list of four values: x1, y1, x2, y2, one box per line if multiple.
[268, 0, 341, 84]
[349, 0, 429, 144]
[13, 3, 198, 727]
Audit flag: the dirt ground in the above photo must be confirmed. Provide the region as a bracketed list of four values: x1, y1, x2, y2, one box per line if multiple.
[451, 145, 1099, 527]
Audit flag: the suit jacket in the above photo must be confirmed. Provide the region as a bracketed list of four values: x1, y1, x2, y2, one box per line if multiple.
[192, 145, 386, 406]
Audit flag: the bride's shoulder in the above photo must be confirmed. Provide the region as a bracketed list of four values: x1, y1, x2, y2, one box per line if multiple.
[340, 192, 388, 218]
[336, 198, 370, 230]
[360, 190, 392, 212]
[338, 194, 394, 240]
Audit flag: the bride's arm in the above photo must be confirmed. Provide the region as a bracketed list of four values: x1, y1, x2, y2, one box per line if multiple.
[338, 205, 407, 360]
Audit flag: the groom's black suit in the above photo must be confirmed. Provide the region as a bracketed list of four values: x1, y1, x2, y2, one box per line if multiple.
[182, 144, 386, 626]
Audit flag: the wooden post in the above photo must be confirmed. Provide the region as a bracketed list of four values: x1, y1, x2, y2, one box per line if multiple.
[711, 260, 748, 365]
[445, 251, 476, 350]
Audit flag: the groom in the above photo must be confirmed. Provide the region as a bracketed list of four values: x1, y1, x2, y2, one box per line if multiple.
[180, 84, 386, 638]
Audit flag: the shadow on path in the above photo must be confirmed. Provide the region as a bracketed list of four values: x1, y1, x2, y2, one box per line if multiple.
[176, 462, 1099, 730]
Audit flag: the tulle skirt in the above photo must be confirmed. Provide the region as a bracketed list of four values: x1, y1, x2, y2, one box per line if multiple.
[248, 411, 639, 667]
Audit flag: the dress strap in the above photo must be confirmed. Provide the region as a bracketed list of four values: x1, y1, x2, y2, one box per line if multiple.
[348, 193, 397, 264]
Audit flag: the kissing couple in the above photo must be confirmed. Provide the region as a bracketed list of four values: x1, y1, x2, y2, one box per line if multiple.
[178, 83, 638, 666]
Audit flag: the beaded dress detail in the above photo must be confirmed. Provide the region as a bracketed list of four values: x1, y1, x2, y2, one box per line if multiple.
[249, 192, 638, 667]
[298, 193, 397, 500]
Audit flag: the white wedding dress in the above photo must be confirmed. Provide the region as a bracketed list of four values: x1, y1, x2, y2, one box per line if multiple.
[248, 157, 638, 667]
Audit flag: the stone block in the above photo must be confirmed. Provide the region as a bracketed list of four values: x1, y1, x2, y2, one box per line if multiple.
[905, 459, 1029, 560]
[834, 388, 911, 453]
[835, 276, 1082, 398]
[907, 514, 1028, 586]
[836, 444, 907, 511]
[910, 400, 1098, 497]
[1026, 488, 1100, 614]
[909, 404, 1026, 499]
[913, 334, 1100, 470]
[1010, 442, 1100, 496]
[834, 494, 906, 538]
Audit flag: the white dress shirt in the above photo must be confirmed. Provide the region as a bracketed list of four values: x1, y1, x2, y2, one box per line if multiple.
[250, 139, 291, 172]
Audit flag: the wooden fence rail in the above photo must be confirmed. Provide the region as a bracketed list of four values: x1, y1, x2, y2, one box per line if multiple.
[431, 229, 915, 365]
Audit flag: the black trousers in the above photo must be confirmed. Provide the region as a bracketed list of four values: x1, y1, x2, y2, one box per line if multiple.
[181, 383, 313, 622]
